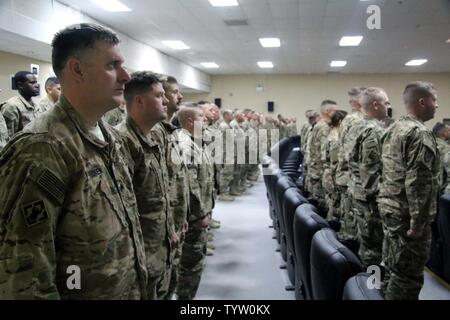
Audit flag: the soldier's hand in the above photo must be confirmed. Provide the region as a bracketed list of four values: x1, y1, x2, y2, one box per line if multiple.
[199, 216, 210, 229]
[182, 221, 189, 234]
[407, 228, 422, 239]
[170, 231, 179, 247]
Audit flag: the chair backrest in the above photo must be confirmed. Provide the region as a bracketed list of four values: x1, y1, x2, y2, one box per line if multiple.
[293, 204, 329, 299]
[310, 228, 364, 300]
[438, 194, 450, 283]
[283, 188, 308, 258]
[342, 273, 384, 300]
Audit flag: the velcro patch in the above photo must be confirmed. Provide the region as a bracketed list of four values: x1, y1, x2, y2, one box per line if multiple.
[37, 169, 66, 204]
[22, 200, 49, 227]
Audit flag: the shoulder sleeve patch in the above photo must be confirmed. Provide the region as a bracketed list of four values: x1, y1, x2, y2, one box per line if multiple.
[22, 200, 49, 227]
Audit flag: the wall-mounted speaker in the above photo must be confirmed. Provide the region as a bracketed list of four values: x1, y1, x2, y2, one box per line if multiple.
[268, 101, 274, 113]
[214, 98, 222, 108]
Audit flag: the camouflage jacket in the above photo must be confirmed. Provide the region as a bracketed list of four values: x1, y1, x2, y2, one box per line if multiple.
[219, 121, 235, 165]
[151, 121, 189, 233]
[322, 127, 339, 194]
[0, 113, 7, 151]
[117, 117, 173, 275]
[0, 96, 147, 299]
[378, 115, 440, 234]
[436, 138, 450, 194]
[38, 96, 55, 114]
[1, 95, 40, 137]
[336, 111, 364, 187]
[299, 123, 311, 149]
[103, 106, 127, 127]
[173, 129, 214, 224]
[306, 119, 330, 180]
[348, 117, 384, 202]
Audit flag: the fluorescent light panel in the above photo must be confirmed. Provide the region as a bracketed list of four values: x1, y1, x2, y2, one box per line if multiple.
[162, 40, 190, 50]
[201, 62, 219, 68]
[90, 0, 131, 12]
[405, 59, 428, 66]
[330, 60, 347, 67]
[257, 61, 274, 68]
[339, 36, 363, 46]
[209, 0, 239, 7]
[259, 38, 280, 48]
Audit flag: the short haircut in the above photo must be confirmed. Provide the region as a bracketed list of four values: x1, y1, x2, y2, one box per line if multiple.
[348, 87, 367, 98]
[432, 122, 447, 136]
[52, 23, 120, 77]
[360, 87, 387, 110]
[45, 77, 59, 89]
[161, 76, 179, 92]
[14, 71, 34, 87]
[305, 109, 313, 116]
[124, 71, 161, 107]
[198, 100, 210, 106]
[321, 100, 337, 107]
[403, 81, 436, 104]
[222, 109, 233, 117]
[178, 105, 201, 126]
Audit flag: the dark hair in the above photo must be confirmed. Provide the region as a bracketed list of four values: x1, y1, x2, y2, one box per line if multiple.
[14, 71, 33, 87]
[348, 87, 366, 98]
[44, 77, 59, 89]
[330, 110, 348, 127]
[432, 122, 447, 136]
[198, 100, 210, 106]
[321, 99, 337, 107]
[124, 71, 161, 107]
[161, 76, 179, 92]
[403, 81, 436, 104]
[51, 23, 120, 77]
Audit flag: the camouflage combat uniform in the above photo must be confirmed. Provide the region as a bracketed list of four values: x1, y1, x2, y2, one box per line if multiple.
[322, 126, 340, 220]
[175, 129, 214, 300]
[0, 113, 7, 151]
[38, 96, 56, 114]
[0, 96, 147, 299]
[1, 95, 40, 137]
[436, 138, 450, 194]
[349, 117, 385, 266]
[151, 121, 190, 299]
[336, 111, 364, 241]
[378, 115, 440, 300]
[118, 117, 173, 299]
[218, 120, 235, 196]
[103, 106, 127, 127]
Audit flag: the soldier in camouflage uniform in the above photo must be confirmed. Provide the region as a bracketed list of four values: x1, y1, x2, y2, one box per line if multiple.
[322, 110, 347, 221]
[379, 82, 440, 300]
[151, 76, 189, 300]
[38, 77, 60, 113]
[218, 110, 236, 201]
[305, 100, 337, 213]
[432, 122, 450, 193]
[103, 102, 127, 126]
[1, 71, 40, 137]
[175, 106, 214, 300]
[336, 87, 366, 242]
[349, 88, 391, 266]
[0, 23, 148, 299]
[118, 72, 176, 299]
[230, 111, 248, 195]
[0, 113, 7, 151]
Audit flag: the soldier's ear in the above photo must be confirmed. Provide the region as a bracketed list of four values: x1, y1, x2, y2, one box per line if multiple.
[67, 58, 84, 82]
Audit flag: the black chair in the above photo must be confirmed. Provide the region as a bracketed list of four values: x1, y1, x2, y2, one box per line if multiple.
[438, 194, 450, 283]
[310, 228, 364, 300]
[343, 273, 384, 300]
[282, 188, 308, 286]
[274, 175, 297, 261]
[293, 204, 329, 300]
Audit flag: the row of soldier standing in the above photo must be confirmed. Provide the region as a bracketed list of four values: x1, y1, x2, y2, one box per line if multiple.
[300, 84, 448, 300]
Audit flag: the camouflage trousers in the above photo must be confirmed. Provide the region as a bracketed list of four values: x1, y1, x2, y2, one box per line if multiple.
[166, 232, 186, 300]
[248, 164, 260, 180]
[219, 164, 235, 194]
[338, 187, 358, 241]
[353, 199, 383, 266]
[380, 205, 432, 300]
[230, 164, 246, 193]
[146, 245, 172, 300]
[176, 225, 208, 300]
[322, 169, 340, 221]
[307, 177, 328, 214]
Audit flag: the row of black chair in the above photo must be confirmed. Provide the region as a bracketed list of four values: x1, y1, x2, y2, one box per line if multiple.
[263, 136, 384, 300]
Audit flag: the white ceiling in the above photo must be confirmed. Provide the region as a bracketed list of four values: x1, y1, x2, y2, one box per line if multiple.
[41, 0, 450, 74]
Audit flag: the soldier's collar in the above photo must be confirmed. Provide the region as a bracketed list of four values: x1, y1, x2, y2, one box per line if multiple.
[126, 116, 158, 149]
[18, 94, 36, 110]
[59, 95, 112, 149]
[405, 113, 424, 124]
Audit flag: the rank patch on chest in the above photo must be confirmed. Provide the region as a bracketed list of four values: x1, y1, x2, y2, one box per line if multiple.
[22, 200, 49, 227]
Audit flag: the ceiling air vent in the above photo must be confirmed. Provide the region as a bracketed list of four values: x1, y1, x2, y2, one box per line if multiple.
[224, 19, 248, 26]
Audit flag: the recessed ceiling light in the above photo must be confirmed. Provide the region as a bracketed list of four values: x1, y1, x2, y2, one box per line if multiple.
[90, 0, 131, 12]
[209, 0, 239, 7]
[201, 62, 219, 68]
[162, 40, 190, 50]
[257, 61, 274, 69]
[339, 36, 363, 47]
[330, 60, 347, 67]
[405, 59, 428, 66]
[259, 38, 281, 48]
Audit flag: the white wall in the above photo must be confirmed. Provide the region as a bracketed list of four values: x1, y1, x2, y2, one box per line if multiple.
[183, 73, 450, 128]
[0, 0, 210, 92]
